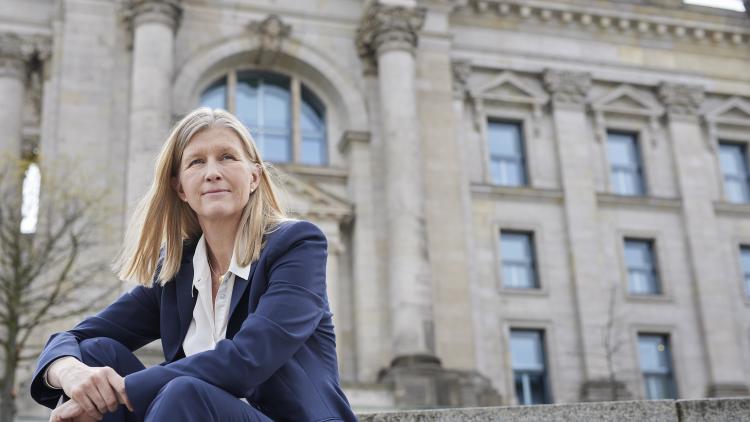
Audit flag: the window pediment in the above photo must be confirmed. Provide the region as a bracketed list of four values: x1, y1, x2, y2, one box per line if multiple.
[279, 172, 352, 223]
[591, 85, 664, 145]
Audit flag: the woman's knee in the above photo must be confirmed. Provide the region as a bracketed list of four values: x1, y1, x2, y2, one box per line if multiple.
[79, 337, 130, 366]
[156, 376, 206, 400]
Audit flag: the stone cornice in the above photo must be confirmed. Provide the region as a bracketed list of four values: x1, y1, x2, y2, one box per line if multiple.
[658, 82, 704, 117]
[459, 1, 749, 48]
[543, 69, 591, 106]
[356, 4, 427, 61]
[129, 0, 182, 30]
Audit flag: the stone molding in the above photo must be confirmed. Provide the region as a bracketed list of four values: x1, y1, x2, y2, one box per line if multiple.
[355, 3, 427, 66]
[460, 1, 749, 48]
[658, 82, 704, 117]
[702, 96, 750, 151]
[543, 69, 591, 106]
[128, 0, 182, 30]
[0, 32, 51, 80]
[338, 130, 371, 155]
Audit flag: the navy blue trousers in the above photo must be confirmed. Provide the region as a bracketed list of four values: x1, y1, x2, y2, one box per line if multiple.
[78, 337, 273, 422]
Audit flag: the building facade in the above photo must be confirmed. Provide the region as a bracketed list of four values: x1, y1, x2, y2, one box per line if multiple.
[2, 0, 750, 418]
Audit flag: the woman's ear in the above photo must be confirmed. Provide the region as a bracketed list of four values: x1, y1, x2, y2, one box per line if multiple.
[171, 176, 187, 202]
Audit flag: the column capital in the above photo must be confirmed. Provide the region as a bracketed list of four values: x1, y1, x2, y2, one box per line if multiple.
[129, 0, 182, 30]
[658, 82, 704, 117]
[543, 69, 592, 107]
[0, 32, 51, 79]
[355, 3, 426, 64]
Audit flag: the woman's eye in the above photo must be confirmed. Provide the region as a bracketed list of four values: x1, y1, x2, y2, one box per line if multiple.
[189, 159, 203, 166]
[221, 154, 235, 160]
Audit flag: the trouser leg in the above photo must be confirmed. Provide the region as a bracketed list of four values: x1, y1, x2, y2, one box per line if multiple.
[79, 337, 146, 422]
[144, 376, 272, 422]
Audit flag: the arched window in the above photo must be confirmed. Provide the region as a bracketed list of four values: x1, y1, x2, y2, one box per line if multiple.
[200, 70, 327, 166]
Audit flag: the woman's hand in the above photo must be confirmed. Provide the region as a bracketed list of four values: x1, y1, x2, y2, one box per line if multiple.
[50, 358, 133, 419]
[49, 400, 98, 422]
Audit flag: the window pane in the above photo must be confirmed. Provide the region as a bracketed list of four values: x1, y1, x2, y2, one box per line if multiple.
[719, 143, 750, 203]
[488, 121, 526, 186]
[625, 239, 660, 295]
[638, 334, 676, 399]
[510, 330, 550, 405]
[200, 78, 226, 110]
[262, 80, 291, 129]
[261, 133, 291, 163]
[301, 137, 325, 166]
[608, 132, 644, 196]
[501, 232, 537, 289]
[236, 77, 259, 127]
[741, 247, 750, 297]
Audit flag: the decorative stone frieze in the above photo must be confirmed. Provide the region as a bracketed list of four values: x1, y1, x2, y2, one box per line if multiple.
[128, 0, 182, 30]
[355, 4, 426, 62]
[460, 1, 748, 48]
[658, 82, 704, 117]
[543, 69, 591, 106]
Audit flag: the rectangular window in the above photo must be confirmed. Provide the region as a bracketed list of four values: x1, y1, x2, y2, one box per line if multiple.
[607, 132, 645, 196]
[510, 329, 551, 405]
[624, 239, 661, 295]
[638, 334, 677, 400]
[741, 246, 750, 298]
[719, 142, 750, 203]
[500, 231, 538, 289]
[488, 120, 527, 187]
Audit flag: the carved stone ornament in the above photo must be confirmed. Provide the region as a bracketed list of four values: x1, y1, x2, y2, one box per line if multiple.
[451, 59, 472, 99]
[356, 4, 426, 62]
[247, 15, 292, 53]
[703, 96, 750, 152]
[128, 0, 182, 30]
[0, 32, 51, 80]
[543, 69, 592, 106]
[657, 82, 704, 117]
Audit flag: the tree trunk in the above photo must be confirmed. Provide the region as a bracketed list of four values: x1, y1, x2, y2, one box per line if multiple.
[1, 326, 18, 422]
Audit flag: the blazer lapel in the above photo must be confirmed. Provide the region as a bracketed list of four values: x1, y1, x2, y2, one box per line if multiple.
[175, 263, 196, 349]
[228, 261, 258, 320]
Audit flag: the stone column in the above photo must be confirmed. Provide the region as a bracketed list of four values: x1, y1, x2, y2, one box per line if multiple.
[356, 2, 442, 406]
[126, 0, 181, 210]
[544, 70, 630, 401]
[0, 33, 30, 163]
[659, 82, 749, 397]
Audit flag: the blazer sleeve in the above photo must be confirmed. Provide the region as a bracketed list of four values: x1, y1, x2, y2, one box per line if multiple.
[29, 279, 162, 409]
[123, 221, 329, 421]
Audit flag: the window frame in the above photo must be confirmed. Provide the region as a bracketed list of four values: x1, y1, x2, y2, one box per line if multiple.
[636, 332, 679, 400]
[486, 119, 528, 187]
[738, 244, 750, 303]
[198, 69, 328, 166]
[622, 237, 662, 296]
[479, 109, 537, 188]
[717, 140, 750, 204]
[508, 328, 553, 405]
[617, 231, 672, 302]
[605, 130, 647, 197]
[498, 230, 539, 290]
[494, 222, 548, 294]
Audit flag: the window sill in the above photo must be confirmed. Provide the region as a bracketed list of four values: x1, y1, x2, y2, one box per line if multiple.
[714, 200, 750, 217]
[276, 163, 348, 181]
[597, 193, 682, 211]
[472, 183, 563, 204]
[498, 286, 549, 297]
[624, 293, 674, 304]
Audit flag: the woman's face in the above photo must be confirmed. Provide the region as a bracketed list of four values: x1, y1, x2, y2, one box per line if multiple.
[173, 126, 260, 225]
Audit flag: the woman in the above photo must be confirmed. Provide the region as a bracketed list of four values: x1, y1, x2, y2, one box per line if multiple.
[29, 108, 357, 422]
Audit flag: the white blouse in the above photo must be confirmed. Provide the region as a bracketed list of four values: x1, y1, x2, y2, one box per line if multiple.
[182, 234, 251, 357]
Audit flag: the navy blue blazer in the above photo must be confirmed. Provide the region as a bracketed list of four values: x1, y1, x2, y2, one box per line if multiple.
[30, 220, 357, 422]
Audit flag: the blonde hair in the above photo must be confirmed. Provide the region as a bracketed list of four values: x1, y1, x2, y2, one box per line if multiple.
[115, 107, 292, 286]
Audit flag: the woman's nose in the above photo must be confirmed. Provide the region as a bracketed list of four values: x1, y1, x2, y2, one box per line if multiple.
[204, 161, 222, 181]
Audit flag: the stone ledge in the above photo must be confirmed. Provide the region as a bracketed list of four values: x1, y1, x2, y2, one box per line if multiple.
[358, 398, 750, 421]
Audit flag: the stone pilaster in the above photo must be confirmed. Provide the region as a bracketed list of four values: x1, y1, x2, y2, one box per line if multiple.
[356, 2, 442, 407]
[126, 0, 181, 211]
[0, 33, 49, 162]
[658, 82, 749, 398]
[544, 69, 625, 401]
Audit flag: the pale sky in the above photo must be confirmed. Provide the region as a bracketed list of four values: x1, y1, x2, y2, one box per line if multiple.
[684, 0, 746, 11]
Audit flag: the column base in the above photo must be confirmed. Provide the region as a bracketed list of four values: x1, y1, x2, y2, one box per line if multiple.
[707, 383, 750, 398]
[579, 379, 633, 402]
[378, 354, 502, 408]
